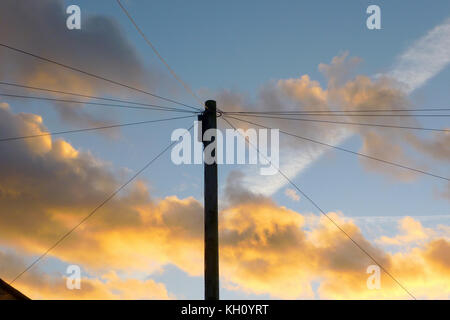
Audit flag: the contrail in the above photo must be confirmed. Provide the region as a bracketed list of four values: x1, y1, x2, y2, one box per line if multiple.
[243, 18, 450, 196]
[387, 18, 450, 93]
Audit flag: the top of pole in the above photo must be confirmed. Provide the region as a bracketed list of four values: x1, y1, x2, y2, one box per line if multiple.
[205, 100, 216, 112]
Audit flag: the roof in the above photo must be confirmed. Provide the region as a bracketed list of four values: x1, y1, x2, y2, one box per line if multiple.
[0, 278, 30, 300]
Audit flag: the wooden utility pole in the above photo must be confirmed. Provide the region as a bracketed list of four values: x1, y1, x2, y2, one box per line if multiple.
[199, 100, 219, 300]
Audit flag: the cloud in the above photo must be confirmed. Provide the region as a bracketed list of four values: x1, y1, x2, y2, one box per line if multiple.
[0, 250, 171, 300]
[0, 104, 447, 300]
[218, 181, 450, 299]
[0, 51, 448, 300]
[0, 102, 204, 279]
[0, 0, 170, 127]
[376, 217, 433, 246]
[423, 239, 450, 276]
[215, 57, 352, 195]
[406, 131, 450, 162]
[217, 17, 450, 195]
[359, 130, 419, 181]
[284, 188, 300, 202]
[318, 53, 362, 88]
[217, 50, 449, 193]
[437, 182, 450, 200]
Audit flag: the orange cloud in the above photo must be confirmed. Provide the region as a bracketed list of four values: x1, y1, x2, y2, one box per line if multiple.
[215, 53, 449, 189]
[377, 217, 432, 246]
[0, 0, 171, 128]
[0, 250, 171, 300]
[0, 74, 448, 300]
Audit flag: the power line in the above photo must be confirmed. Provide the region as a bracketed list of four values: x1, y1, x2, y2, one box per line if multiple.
[221, 116, 416, 300]
[227, 113, 449, 132]
[116, 0, 204, 109]
[224, 108, 450, 114]
[0, 92, 196, 113]
[9, 123, 195, 284]
[0, 115, 195, 142]
[0, 81, 197, 113]
[224, 112, 450, 117]
[225, 115, 449, 181]
[0, 43, 200, 111]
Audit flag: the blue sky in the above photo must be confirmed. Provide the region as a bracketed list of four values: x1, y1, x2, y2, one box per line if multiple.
[0, 0, 449, 299]
[74, 0, 450, 93]
[52, 0, 449, 214]
[155, 1, 443, 214]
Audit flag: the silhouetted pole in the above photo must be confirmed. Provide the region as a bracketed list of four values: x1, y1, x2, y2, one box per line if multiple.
[199, 100, 219, 300]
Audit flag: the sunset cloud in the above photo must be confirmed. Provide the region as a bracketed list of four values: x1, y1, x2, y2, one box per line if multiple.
[0, 2, 448, 299]
[0, 0, 172, 128]
[0, 250, 171, 300]
[284, 188, 300, 202]
[214, 53, 449, 194]
[0, 102, 448, 299]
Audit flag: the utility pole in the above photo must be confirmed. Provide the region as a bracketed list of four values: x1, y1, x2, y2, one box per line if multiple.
[199, 100, 219, 300]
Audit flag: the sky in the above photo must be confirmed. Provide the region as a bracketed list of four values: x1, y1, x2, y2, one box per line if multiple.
[0, 0, 449, 299]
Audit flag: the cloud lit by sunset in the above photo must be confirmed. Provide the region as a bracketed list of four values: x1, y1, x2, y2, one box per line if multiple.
[0, 0, 448, 301]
